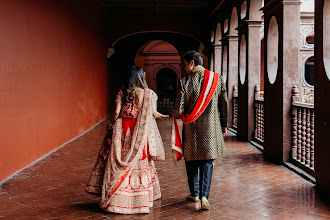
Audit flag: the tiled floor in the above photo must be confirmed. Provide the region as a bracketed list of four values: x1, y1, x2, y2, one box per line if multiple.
[0, 119, 330, 220]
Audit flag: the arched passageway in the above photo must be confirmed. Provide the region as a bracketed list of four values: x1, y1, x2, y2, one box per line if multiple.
[108, 32, 203, 97]
[134, 40, 181, 92]
[1, 0, 330, 208]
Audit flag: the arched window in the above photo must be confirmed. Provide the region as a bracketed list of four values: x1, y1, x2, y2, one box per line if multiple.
[304, 56, 314, 86]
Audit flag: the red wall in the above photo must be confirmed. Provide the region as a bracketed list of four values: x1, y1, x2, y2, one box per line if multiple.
[0, 0, 109, 182]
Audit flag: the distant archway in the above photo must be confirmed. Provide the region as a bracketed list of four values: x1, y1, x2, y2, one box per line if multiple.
[156, 68, 177, 113]
[135, 40, 181, 91]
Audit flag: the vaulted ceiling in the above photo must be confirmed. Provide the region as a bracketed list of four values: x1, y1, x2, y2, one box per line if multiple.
[99, 0, 224, 16]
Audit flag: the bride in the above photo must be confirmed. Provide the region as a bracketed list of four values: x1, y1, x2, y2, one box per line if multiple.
[86, 66, 168, 214]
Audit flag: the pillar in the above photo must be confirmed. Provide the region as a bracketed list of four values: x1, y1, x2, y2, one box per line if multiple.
[315, 0, 330, 197]
[214, 44, 222, 74]
[263, 0, 301, 163]
[237, 20, 262, 141]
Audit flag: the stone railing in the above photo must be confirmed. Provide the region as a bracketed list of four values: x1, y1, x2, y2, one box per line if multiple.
[291, 86, 315, 173]
[254, 85, 264, 144]
[232, 85, 238, 129]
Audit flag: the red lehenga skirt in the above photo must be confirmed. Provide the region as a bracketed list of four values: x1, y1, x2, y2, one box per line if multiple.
[86, 117, 161, 214]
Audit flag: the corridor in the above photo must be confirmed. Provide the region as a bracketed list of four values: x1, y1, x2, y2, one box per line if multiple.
[0, 119, 329, 220]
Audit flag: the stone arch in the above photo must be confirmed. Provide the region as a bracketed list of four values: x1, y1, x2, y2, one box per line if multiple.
[112, 31, 202, 50]
[230, 7, 239, 35]
[153, 64, 179, 83]
[215, 23, 222, 45]
[224, 19, 229, 33]
[241, 1, 247, 19]
[211, 31, 215, 43]
[135, 40, 181, 91]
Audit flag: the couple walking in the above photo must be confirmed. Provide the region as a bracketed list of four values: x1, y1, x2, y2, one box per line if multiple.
[85, 51, 229, 214]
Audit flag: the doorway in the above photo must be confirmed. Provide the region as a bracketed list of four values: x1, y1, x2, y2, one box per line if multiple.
[156, 68, 177, 113]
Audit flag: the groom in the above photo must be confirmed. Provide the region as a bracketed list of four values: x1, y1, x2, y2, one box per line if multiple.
[172, 51, 228, 210]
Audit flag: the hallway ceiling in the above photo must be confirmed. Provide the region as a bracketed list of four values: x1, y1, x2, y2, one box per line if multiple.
[100, 0, 223, 16]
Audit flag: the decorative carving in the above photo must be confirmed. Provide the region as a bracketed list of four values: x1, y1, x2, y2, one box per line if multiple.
[300, 25, 314, 49]
[302, 88, 314, 104]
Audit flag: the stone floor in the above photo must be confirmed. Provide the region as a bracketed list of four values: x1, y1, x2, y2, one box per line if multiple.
[0, 119, 330, 220]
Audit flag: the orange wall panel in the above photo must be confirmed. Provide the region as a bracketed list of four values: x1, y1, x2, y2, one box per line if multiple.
[0, 0, 109, 182]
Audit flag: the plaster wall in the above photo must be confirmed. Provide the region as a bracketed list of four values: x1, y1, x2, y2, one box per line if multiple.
[0, 0, 108, 182]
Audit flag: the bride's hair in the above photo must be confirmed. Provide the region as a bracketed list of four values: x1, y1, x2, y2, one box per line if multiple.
[122, 66, 148, 104]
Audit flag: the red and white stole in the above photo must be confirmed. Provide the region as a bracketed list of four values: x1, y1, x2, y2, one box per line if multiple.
[171, 70, 219, 165]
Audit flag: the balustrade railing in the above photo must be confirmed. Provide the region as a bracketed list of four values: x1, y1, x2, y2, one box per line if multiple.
[232, 85, 238, 129]
[254, 85, 264, 144]
[291, 86, 315, 174]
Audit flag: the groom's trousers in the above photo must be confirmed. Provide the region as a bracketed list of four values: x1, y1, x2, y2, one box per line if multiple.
[185, 159, 214, 199]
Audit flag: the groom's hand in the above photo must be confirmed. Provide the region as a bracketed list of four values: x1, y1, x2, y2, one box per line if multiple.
[221, 127, 227, 134]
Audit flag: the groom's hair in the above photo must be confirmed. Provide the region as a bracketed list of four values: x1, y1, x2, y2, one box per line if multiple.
[182, 51, 203, 66]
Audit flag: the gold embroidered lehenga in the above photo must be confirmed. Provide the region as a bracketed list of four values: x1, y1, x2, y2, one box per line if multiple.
[86, 89, 165, 214]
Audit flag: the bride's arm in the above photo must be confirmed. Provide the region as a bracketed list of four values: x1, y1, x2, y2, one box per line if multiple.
[110, 102, 121, 124]
[153, 110, 170, 120]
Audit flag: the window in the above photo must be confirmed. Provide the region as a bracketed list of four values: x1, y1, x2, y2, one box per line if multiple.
[304, 56, 314, 86]
[306, 35, 314, 44]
